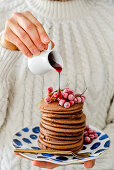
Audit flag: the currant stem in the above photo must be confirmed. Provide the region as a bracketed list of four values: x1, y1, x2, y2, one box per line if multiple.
[36, 97, 45, 106]
[36, 89, 64, 106]
[81, 88, 87, 96]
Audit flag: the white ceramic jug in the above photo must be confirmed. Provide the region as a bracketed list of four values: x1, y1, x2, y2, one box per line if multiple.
[28, 42, 63, 75]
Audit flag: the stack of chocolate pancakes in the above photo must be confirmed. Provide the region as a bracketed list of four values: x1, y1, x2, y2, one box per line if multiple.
[38, 100, 86, 153]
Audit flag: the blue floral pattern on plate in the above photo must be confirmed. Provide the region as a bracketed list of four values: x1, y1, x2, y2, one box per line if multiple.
[12, 125, 110, 165]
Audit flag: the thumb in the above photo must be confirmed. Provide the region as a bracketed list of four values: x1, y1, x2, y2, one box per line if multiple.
[1, 32, 18, 50]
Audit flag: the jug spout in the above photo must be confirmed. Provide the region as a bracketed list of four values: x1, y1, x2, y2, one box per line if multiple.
[48, 51, 63, 70]
[28, 49, 63, 75]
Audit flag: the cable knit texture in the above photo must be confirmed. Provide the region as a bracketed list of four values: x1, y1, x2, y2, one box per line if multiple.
[0, 0, 114, 170]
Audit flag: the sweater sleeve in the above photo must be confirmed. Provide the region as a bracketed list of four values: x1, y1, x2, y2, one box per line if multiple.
[102, 95, 114, 166]
[92, 96, 114, 170]
[0, 81, 9, 128]
[0, 35, 22, 128]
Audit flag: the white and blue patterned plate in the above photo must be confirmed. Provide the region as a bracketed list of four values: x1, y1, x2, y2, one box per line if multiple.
[12, 125, 110, 165]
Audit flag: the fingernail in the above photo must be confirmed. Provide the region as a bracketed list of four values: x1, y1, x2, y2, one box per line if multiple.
[47, 41, 52, 50]
[33, 49, 40, 55]
[51, 41, 55, 49]
[27, 52, 32, 57]
[44, 36, 50, 43]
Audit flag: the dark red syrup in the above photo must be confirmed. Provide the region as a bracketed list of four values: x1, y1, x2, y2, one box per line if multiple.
[48, 52, 62, 97]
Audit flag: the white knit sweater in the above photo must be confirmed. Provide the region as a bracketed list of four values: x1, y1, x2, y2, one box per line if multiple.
[0, 0, 114, 170]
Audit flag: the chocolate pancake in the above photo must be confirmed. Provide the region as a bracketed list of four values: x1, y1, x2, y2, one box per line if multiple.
[40, 132, 84, 141]
[41, 111, 83, 118]
[39, 132, 83, 143]
[40, 101, 83, 113]
[41, 118, 86, 129]
[41, 122, 85, 133]
[38, 140, 83, 153]
[38, 100, 86, 153]
[40, 109, 83, 115]
[38, 135, 83, 150]
[39, 132, 81, 145]
[40, 123, 84, 136]
[41, 113, 86, 125]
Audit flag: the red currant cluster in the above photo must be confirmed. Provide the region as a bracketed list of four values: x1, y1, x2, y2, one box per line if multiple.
[83, 125, 98, 144]
[44, 87, 86, 108]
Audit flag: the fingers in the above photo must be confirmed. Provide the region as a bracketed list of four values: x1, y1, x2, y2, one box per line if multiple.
[14, 152, 95, 169]
[4, 11, 55, 56]
[4, 27, 33, 57]
[11, 13, 44, 52]
[22, 11, 50, 44]
[14, 152, 20, 155]
[1, 33, 18, 50]
[84, 160, 95, 168]
[32, 161, 60, 169]
[14, 152, 32, 161]
[9, 12, 55, 51]
[15, 152, 59, 169]
[7, 19, 40, 56]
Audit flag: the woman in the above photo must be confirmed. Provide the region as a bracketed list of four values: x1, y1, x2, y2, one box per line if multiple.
[0, 0, 114, 169]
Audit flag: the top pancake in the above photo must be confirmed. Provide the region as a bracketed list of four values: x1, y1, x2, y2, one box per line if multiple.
[40, 100, 83, 114]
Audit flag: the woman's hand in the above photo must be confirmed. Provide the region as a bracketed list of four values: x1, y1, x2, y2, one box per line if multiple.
[32, 160, 95, 169]
[14, 152, 95, 169]
[15, 152, 95, 169]
[1, 11, 54, 57]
